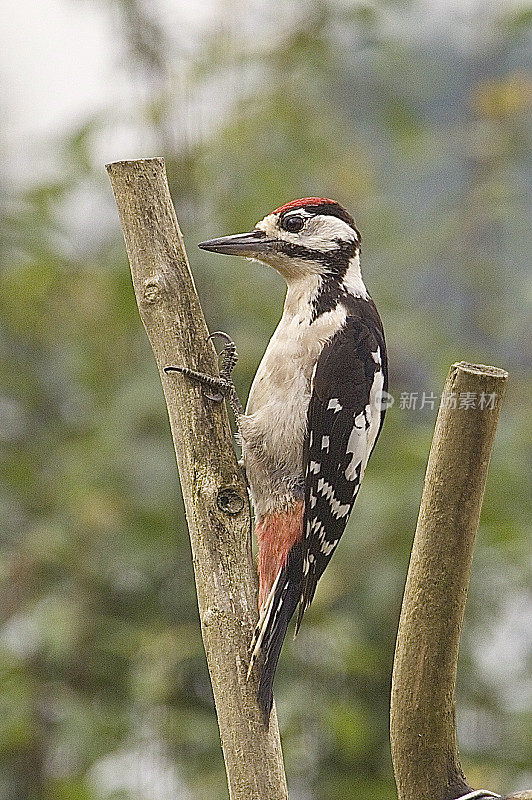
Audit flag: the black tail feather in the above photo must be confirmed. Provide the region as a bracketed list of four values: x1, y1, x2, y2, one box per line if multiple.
[255, 543, 302, 723]
[294, 567, 319, 635]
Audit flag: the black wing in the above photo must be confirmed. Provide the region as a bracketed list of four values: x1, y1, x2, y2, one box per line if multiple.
[295, 311, 387, 631]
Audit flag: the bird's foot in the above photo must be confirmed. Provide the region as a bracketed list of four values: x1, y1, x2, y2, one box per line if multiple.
[164, 332, 244, 418]
[163, 363, 232, 401]
[211, 331, 239, 385]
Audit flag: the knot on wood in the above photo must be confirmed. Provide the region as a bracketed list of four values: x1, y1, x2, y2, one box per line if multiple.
[217, 487, 245, 516]
[143, 275, 166, 304]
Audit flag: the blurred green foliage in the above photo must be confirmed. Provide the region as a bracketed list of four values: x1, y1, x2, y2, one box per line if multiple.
[0, 2, 531, 799]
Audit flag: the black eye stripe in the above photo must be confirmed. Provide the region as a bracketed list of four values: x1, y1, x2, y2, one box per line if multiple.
[276, 238, 359, 267]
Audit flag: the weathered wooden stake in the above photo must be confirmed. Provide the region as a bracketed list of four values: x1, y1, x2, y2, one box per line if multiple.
[390, 362, 509, 800]
[107, 158, 288, 800]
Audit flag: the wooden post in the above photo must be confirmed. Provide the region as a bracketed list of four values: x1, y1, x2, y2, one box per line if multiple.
[390, 362, 508, 800]
[106, 158, 288, 800]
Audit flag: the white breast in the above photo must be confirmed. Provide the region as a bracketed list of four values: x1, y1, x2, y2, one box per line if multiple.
[240, 279, 347, 517]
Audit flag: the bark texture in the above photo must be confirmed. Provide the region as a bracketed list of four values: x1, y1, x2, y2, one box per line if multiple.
[390, 362, 508, 800]
[106, 158, 288, 800]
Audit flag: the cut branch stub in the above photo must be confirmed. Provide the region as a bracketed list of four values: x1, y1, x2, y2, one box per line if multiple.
[390, 361, 508, 800]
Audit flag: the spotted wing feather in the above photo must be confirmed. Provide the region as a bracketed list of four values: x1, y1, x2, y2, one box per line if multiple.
[296, 315, 387, 631]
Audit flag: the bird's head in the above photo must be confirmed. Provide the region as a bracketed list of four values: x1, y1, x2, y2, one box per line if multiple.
[198, 198, 361, 282]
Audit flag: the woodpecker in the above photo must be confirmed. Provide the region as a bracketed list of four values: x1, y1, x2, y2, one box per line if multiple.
[165, 198, 388, 721]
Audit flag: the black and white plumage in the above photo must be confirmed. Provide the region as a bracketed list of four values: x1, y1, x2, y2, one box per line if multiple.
[297, 300, 387, 630]
[197, 197, 388, 721]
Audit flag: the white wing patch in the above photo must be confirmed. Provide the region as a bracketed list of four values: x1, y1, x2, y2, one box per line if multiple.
[345, 411, 368, 481]
[345, 356, 384, 481]
[366, 357, 385, 464]
[327, 398, 342, 412]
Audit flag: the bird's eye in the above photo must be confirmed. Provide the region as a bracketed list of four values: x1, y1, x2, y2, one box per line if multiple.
[281, 214, 305, 233]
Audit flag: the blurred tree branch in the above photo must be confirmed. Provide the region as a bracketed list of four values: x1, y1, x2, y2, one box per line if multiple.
[390, 362, 512, 800]
[106, 158, 288, 800]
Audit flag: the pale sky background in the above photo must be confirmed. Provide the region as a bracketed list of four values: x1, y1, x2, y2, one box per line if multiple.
[0, 0, 217, 186]
[0, 0, 216, 138]
[0, 0, 525, 180]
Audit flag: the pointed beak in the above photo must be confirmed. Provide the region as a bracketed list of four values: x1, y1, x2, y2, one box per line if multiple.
[198, 229, 275, 257]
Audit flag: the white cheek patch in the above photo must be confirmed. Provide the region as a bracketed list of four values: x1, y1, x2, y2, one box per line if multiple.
[300, 215, 357, 251]
[272, 254, 323, 277]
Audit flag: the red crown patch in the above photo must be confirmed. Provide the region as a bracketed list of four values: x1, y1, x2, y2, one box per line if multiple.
[273, 197, 338, 215]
